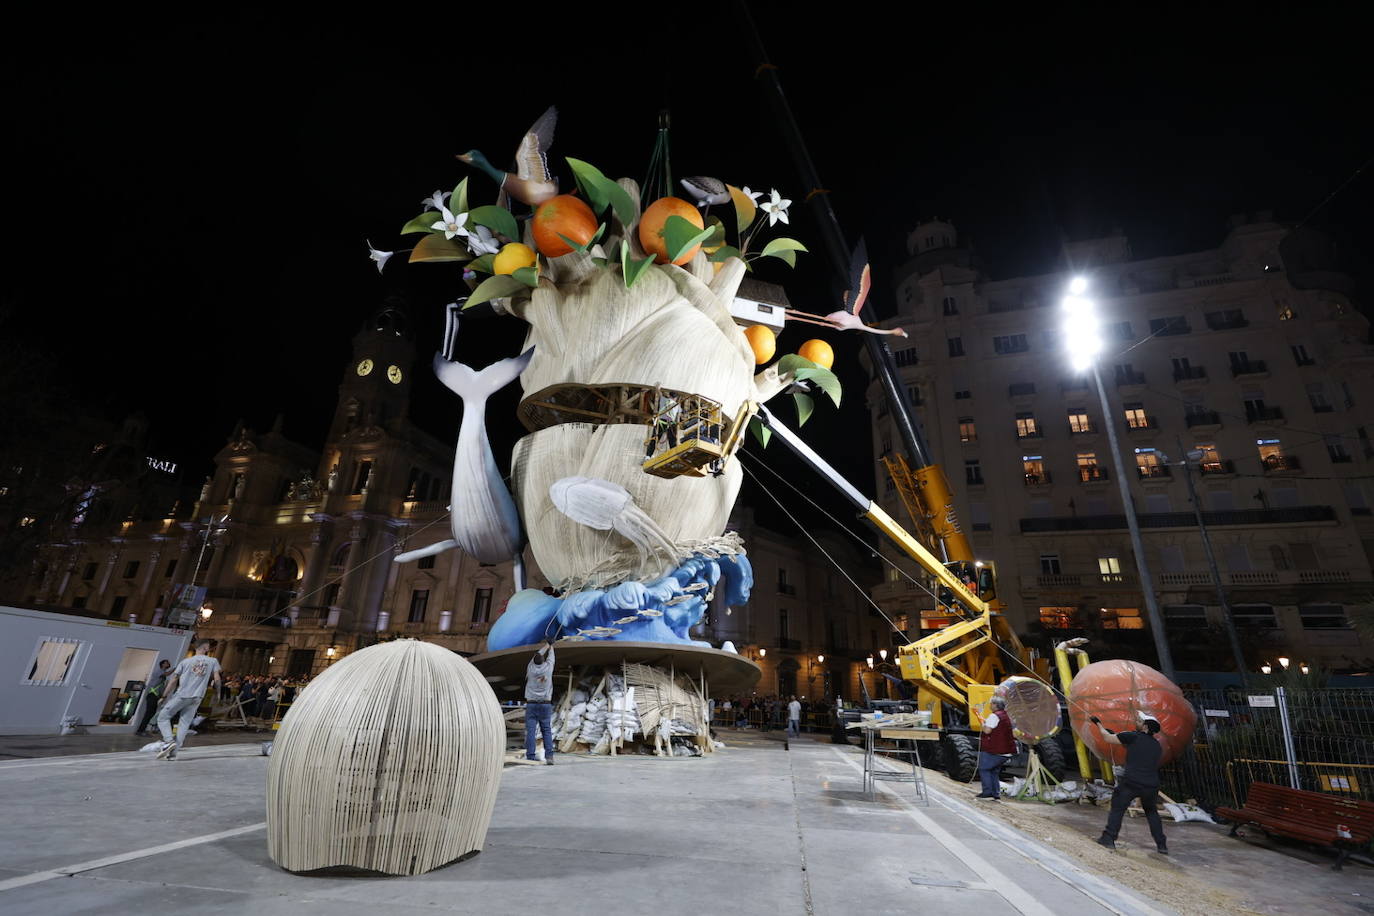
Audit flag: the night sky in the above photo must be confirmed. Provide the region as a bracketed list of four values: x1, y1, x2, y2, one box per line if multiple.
[5, 8, 1371, 534]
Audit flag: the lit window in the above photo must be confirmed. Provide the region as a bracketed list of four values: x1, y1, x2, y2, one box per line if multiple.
[1039, 607, 1079, 629]
[958, 417, 977, 442]
[1135, 450, 1165, 477]
[1022, 456, 1047, 484]
[1067, 409, 1092, 433]
[1077, 453, 1104, 481]
[1123, 403, 1150, 428]
[1015, 413, 1039, 438]
[1098, 557, 1122, 575]
[1102, 607, 1143, 630]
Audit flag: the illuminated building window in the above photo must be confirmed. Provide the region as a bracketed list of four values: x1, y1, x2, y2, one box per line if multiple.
[1102, 607, 1143, 629]
[1039, 606, 1080, 629]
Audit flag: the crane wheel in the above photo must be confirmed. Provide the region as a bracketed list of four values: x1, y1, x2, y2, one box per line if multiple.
[941, 733, 978, 782]
[1034, 737, 1067, 779]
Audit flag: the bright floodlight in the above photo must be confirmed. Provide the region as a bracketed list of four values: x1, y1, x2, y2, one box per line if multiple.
[1061, 285, 1101, 372]
[1260, 662, 1272, 674]
[1278, 656, 1290, 669]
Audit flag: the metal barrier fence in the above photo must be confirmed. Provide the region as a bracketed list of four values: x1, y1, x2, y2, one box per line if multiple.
[711, 707, 834, 732]
[1160, 687, 1374, 809]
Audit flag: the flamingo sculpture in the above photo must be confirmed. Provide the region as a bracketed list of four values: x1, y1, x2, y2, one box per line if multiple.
[785, 238, 908, 337]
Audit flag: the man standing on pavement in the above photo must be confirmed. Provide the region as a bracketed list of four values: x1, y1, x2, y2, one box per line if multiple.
[975, 696, 1014, 799]
[525, 639, 556, 765]
[1093, 713, 1169, 854]
[787, 695, 801, 737]
[155, 640, 222, 760]
[134, 659, 173, 736]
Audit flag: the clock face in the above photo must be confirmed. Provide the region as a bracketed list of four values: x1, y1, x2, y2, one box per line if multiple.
[356, 358, 374, 376]
[387, 365, 403, 384]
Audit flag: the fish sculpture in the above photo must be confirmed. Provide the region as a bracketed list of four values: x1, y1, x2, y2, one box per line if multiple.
[395, 349, 535, 587]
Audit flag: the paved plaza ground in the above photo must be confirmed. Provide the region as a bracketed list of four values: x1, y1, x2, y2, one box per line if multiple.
[0, 728, 1367, 915]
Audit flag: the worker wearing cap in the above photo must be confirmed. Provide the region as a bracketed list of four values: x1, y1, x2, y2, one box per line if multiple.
[975, 696, 1015, 800]
[1092, 712, 1168, 854]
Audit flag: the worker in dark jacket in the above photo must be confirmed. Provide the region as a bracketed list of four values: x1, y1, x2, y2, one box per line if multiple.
[1093, 712, 1169, 854]
[975, 696, 1015, 799]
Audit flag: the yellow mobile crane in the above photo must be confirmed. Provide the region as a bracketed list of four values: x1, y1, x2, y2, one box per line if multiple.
[756, 407, 1064, 781]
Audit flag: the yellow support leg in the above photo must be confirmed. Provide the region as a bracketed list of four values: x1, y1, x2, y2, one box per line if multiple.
[1055, 648, 1094, 782]
[1073, 650, 1115, 784]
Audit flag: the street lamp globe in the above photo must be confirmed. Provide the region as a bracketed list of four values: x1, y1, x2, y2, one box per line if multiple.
[878, 648, 888, 661]
[200, 604, 213, 621]
[816, 654, 825, 664]
[866, 656, 874, 669]
[1278, 656, 1290, 670]
[1261, 662, 1272, 674]
[758, 647, 766, 658]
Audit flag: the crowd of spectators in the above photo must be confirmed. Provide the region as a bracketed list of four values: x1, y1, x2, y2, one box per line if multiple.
[217, 673, 312, 726]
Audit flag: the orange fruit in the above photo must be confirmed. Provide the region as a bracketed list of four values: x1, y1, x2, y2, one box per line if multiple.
[743, 325, 776, 365]
[493, 243, 537, 275]
[531, 195, 598, 258]
[797, 339, 834, 370]
[638, 196, 704, 265]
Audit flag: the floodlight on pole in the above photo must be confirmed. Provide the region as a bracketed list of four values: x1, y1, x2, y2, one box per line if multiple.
[1261, 662, 1272, 674]
[1061, 279, 1175, 682]
[1278, 656, 1290, 670]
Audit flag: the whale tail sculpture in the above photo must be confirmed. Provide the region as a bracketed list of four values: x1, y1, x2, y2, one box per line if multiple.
[395, 349, 534, 588]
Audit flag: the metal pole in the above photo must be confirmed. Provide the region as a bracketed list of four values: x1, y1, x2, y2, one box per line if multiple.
[1275, 686, 1300, 789]
[1092, 365, 1175, 681]
[1176, 439, 1248, 687]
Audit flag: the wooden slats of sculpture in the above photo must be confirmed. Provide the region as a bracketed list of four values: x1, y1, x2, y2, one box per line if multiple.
[265, 640, 505, 876]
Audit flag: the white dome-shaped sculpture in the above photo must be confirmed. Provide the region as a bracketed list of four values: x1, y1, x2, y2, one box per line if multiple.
[266, 639, 505, 875]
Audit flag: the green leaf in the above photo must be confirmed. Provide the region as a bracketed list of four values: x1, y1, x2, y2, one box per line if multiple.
[620, 239, 657, 289]
[709, 245, 742, 263]
[468, 205, 519, 241]
[701, 219, 727, 247]
[566, 157, 610, 213]
[464, 274, 527, 309]
[555, 223, 604, 254]
[452, 178, 469, 213]
[727, 184, 758, 236]
[512, 266, 540, 288]
[776, 354, 820, 375]
[759, 237, 807, 267]
[566, 158, 637, 225]
[662, 215, 716, 263]
[748, 417, 771, 448]
[401, 211, 442, 235]
[408, 234, 471, 263]
[793, 367, 842, 407]
[467, 254, 496, 275]
[592, 257, 609, 269]
[759, 237, 808, 258]
[793, 391, 815, 426]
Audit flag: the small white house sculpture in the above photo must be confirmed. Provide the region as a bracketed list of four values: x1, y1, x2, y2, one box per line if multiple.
[266, 639, 505, 875]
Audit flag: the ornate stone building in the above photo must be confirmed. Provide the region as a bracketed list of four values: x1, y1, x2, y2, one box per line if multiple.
[866, 214, 1374, 675]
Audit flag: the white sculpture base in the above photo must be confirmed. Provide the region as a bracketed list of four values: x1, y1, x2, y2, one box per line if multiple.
[266, 639, 505, 875]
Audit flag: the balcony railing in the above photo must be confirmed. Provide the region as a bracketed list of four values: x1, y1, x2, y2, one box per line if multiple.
[1016, 429, 1043, 440]
[1136, 464, 1172, 479]
[1125, 417, 1159, 431]
[1198, 459, 1234, 476]
[1019, 504, 1337, 532]
[1173, 366, 1208, 382]
[1231, 360, 1269, 377]
[1115, 370, 1146, 386]
[1068, 422, 1098, 435]
[1185, 410, 1221, 428]
[1246, 406, 1284, 423]
[1037, 574, 1081, 587]
[1078, 466, 1109, 482]
[1023, 472, 1052, 486]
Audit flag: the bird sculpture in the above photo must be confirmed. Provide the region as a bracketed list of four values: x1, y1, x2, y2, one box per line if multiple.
[785, 238, 909, 337]
[456, 106, 559, 207]
[679, 176, 730, 208]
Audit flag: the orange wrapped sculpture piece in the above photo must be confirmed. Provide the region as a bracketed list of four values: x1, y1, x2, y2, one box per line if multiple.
[1068, 659, 1196, 766]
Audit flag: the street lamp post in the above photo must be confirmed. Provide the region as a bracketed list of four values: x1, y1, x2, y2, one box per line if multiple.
[1062, 280, 1176, 682]
[1172, 440, 1248, 686]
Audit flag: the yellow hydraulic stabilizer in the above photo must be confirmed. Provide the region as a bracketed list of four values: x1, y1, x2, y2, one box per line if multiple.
[882, 454, 975, 564]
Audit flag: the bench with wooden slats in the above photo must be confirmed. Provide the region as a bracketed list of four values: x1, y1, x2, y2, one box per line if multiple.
[1216, 781, 1374, 870]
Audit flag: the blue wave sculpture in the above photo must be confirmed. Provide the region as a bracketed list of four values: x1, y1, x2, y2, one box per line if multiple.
[487, 551, 753, 651]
